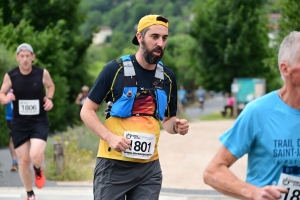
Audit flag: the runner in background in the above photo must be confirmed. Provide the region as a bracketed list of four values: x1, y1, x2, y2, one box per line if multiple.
[5, 90, 18, 171]
[0, 43, 55, 200]
[75, 85, 89, 112]
[203, 31, 300, 200]
[178, 85, 188, 111]
[197, 85, 206, 110]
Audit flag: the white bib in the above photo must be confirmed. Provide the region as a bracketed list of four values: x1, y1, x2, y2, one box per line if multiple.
[18, 100, 40, 115]
[278, 173, 300, 200]
[122, 131, 155, 160]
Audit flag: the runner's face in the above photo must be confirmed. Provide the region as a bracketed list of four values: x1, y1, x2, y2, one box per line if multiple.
[82, 90, 89, 97]
[289, 60, 300, 89]
[16, 51, 35, 70]
[141, 25, 168, 64]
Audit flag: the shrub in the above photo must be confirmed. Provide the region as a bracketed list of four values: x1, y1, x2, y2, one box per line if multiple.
[44, 126, 98, 181]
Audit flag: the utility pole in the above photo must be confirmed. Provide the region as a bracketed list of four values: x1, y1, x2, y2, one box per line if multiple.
[231, 79, 239, 118]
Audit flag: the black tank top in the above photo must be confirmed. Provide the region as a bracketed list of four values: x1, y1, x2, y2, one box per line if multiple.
[8, 66, 48, 125]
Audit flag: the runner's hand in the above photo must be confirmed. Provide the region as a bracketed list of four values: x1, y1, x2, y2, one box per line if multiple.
[3, 89, 15, 104]
[174, 118, 189, 135]
[43, 97, 53, 111]
[253, 186, 288, 200]
[107, 134, 131, 152]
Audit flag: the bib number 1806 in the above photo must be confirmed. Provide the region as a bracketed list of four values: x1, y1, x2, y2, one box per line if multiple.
[22, 105, 37, 111]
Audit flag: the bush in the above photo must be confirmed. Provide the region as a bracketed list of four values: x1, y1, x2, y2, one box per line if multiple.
[44, 126, 98, 181]
[44, 105, 108, 181]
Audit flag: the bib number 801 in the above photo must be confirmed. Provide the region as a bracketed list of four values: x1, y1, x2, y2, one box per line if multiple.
[131, 141, 151, 152]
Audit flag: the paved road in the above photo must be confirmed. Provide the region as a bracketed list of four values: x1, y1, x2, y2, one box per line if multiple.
[184, 96, 225, 121]
[0, 96, 235, 199]
[0, 187, 233, 200]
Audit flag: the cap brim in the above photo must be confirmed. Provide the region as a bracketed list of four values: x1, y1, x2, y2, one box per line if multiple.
[132, 36, 139, 45]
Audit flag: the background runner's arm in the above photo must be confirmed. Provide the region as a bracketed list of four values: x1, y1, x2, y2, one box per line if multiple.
[203, 145, 287, 199]
[42, 69, 55, 99]
[75, 93, 83, 105]
[0, 73, 13, 105]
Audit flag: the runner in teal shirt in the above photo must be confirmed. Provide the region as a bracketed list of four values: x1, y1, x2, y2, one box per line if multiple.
[203, 31, 300, 199]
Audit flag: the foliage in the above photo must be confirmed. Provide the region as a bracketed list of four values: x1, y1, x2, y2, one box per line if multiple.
[277, 0, 300, 39]
[44, 108, 106, 181]
[162, 34, 198, 92]
[0, 44, 17, 147]
[1, 0, 85, 32]
[80, 0, 195, 39]
[44, 128, 95, 181]
[190, 0, 274, 93]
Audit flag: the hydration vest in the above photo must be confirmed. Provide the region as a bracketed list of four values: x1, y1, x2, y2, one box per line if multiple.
[109, 55, 168, 120]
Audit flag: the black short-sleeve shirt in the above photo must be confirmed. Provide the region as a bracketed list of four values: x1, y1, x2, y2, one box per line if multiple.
[88, 55, 178, 118]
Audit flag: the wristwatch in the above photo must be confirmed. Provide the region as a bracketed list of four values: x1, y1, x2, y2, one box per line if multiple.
[173, 123, 178, 134]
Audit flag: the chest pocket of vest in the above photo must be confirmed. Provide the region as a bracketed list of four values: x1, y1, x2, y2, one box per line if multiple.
[110, 87, 137, 118]
[155, 89, 168, 120]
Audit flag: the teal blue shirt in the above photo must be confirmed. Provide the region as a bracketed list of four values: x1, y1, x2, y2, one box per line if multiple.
[220, 91, 300, 186]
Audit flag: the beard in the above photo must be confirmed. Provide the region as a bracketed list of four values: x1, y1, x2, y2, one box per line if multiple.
[141, 40, 165, 64]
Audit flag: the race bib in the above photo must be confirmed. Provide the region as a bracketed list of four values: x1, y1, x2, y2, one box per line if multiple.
[19, 100, 40, 115]
[278, 173, 300, 200]
[122, 131, 155, 160]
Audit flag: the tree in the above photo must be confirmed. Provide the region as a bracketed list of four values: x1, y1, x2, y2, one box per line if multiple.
[162, 34, 198, 91]
[190, 0, 272, 92]
[277, 0, 300, 37]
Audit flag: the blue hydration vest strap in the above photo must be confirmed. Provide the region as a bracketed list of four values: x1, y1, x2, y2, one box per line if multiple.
[110, 55, 167, 120]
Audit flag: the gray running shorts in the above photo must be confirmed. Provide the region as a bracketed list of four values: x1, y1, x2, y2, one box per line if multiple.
[93, 158, 162, 200]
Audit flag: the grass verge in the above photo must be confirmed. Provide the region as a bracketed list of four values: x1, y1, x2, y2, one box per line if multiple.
[44, 126, 98, 181]
[44, 107, 107, 181]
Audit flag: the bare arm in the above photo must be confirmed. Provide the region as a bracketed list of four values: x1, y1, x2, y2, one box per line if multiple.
[75, 93, 83, 105]
[0, 74, 14, 105]
[80, 98, 131, 152]
[162, 116, 189, 135]
[43, 69, 55, 99]
[203, 145, 287, 200]
[42, 69, 55, 111]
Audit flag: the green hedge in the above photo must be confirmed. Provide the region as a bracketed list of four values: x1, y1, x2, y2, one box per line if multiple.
[0, 106, 9, 148]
